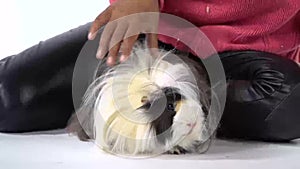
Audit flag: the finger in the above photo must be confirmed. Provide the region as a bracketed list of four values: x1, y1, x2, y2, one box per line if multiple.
[96, 22, 117, 59]
[146, 33, 158, 49]
[146, 33, 159, 56]
[88, 7, 112, 40]
[109, 21, 128, 52]
[106, 22, 128, 62]
[107, 42, 122, 66]
[120, 35, 139, 62]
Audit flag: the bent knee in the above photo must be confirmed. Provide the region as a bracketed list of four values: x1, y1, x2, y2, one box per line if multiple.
[262, 83, 300, 142]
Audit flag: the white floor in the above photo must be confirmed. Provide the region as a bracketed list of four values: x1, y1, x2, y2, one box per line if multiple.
[1, 1, 300, 169]
[1, 130, 299, 169]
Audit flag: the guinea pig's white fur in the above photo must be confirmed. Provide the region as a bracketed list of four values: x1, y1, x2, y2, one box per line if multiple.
[74, 44, 212, 156]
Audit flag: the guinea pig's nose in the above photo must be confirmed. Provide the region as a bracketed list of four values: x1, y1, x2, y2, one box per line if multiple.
[187, 123, 196, 128]
[186, 123, 197, 135]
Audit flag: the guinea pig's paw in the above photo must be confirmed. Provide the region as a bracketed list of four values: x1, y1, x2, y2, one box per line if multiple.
[194, 138, 213, 154]
[166, 146, 187, 155]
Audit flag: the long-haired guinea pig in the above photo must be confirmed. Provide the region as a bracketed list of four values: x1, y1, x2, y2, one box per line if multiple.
[68, 43, 214, 156]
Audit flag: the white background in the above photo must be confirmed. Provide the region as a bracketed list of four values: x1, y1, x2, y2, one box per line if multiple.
[0, 0, 109, 58]
[0, 1, 300, 168]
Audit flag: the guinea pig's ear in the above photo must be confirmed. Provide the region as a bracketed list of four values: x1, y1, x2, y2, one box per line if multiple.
[137, 101, 151, 110]
[173, 92, 185, 101]
[162, 87, 185, 101]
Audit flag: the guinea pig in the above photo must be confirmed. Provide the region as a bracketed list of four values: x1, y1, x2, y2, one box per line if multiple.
[68, 43, 214, 156]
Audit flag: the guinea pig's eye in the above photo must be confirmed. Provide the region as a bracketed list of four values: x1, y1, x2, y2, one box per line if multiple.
[141, 96, 148, 103]
[167, 103, 175, 111]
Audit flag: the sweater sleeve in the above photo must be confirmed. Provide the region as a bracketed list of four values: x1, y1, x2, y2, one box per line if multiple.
[109, 0, 164, 11]
[109, 0, 116, 4]
[158, 0, 164, 10]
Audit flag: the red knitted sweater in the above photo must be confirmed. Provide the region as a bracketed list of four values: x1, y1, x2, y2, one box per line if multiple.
[110, 0, 300, 63]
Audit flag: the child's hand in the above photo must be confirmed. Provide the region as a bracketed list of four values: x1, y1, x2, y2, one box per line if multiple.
[88, 0, 159, 66]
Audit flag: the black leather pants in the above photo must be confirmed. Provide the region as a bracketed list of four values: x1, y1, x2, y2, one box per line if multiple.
[0, 23, 299, 142]
[217, 51, 300, 141]
[0, 23, 90, 132]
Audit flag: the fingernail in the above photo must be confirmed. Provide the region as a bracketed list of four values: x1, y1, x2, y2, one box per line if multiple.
[96, 50, 102, 59]
[120, 55, 127, 62]
[107, 57, 115, 66]
[88, 32, 96, 40]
